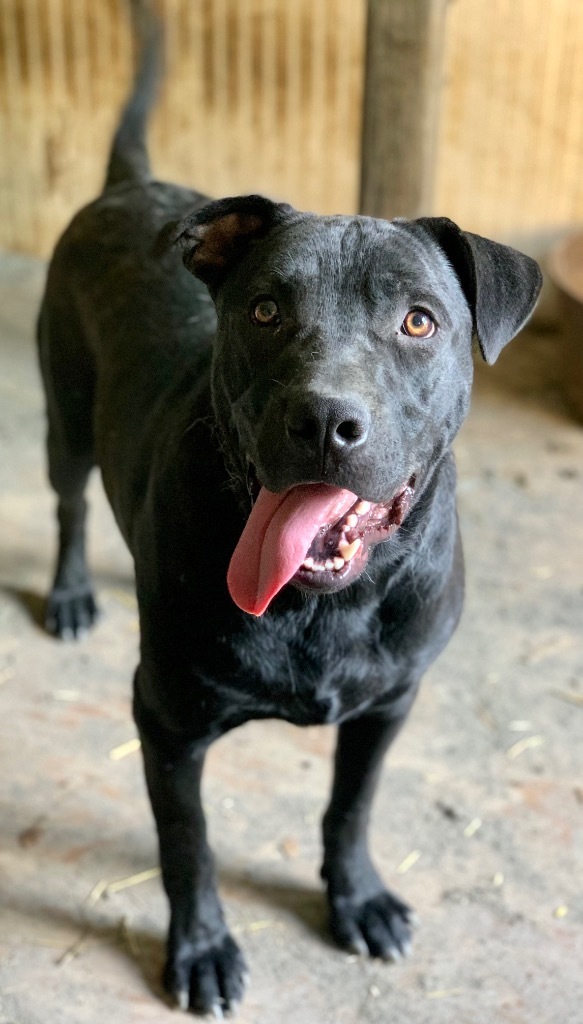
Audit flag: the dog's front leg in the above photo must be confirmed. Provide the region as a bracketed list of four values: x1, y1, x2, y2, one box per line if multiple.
[321, 693, 418, 961]
[136, 704, 247, 1016]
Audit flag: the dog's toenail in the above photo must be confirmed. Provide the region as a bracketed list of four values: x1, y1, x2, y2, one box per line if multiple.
[176, 989, 189, 1010]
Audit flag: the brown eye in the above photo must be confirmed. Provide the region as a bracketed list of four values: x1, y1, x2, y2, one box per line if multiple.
[401, 309, 436, 339]
[252, 298, 280, 326]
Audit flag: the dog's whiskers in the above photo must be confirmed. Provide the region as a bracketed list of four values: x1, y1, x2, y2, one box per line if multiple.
[183, 414, 215, 436]
[284, 647, 297, 694]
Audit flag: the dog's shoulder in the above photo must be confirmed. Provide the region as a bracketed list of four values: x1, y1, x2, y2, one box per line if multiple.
[49, 180, 207, 279]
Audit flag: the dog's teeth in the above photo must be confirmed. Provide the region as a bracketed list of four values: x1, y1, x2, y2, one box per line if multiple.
[354, 500, 371, 515]
[333, 557, 345, 570]
[338, 538, 361, 562]
[302, 557, 314, 569]
[313, 561, 326, 572]
[325, 559, 335, 571]
[345, 513, 358, 528]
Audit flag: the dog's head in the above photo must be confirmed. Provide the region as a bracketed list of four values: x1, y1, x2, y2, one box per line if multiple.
[172, 197, 542, 615]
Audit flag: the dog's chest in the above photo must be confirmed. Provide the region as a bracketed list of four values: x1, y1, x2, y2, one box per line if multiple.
[221, 601, 398, 726]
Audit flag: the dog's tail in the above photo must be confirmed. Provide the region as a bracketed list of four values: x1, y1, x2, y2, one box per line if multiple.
[103, 1, 163, 191]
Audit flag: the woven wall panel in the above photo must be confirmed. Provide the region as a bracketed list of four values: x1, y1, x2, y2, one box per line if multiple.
[0, 0, 366, 256]
[434, 0, 583, 238]
[0, 0, 135, 255]
[153, 0, 366, 215]
[2, 0, 583, 256]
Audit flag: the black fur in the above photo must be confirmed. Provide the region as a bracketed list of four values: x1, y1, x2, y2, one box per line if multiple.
[37, 12, 542, 1017]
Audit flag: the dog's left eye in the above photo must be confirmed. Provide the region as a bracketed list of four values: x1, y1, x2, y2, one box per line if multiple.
[401, 309, 436, 339]
[251, 298, 280, 326]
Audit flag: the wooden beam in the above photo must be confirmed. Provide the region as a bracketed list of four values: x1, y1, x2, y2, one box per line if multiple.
[359, 0, 448, 220]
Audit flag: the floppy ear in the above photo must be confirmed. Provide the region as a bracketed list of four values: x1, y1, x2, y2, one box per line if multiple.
[412, 217, 543, 364]
[170, 195, 295, 291]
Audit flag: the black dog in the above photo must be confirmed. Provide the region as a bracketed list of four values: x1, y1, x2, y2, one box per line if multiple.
[37, 12, 542, 1018]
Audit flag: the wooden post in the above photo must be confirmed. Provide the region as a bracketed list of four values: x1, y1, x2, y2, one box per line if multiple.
[359, 0, 448, 220]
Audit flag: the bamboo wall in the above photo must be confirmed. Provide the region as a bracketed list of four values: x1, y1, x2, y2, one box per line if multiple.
[1, 0, 583, 257]
[434, 0, 583, 240]
[0, 0, 367, 256]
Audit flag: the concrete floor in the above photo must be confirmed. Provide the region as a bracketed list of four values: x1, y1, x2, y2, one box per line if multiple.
[0, 251, 582, 1024]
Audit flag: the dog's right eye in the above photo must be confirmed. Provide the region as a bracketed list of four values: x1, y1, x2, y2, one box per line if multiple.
[251, 298, 280, 326]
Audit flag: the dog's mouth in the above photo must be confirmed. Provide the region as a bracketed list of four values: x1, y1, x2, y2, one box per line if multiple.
[227, 473, 415, 616]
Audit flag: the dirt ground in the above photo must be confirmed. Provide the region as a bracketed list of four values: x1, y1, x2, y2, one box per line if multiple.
[0, 251, 581, 1024]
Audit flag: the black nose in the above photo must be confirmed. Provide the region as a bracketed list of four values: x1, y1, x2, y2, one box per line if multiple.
[285, 394, 370, 454]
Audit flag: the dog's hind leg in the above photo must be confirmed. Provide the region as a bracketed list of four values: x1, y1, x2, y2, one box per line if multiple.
[321, 689, 420, 961]
[38, 296, 98, 639]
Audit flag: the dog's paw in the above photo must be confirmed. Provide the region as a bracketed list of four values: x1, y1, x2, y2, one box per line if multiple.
[164, 934, 248, 1017]
[329, 890, 416, 962]
[45, 585, 100, 640]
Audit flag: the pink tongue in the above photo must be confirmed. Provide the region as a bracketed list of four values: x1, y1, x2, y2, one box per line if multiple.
[227, 484, 358, 616]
